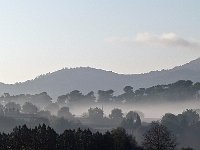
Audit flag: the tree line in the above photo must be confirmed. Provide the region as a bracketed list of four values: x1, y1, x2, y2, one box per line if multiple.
[161, 109, 200, 149]
[0, 122, 195, 150]
[1, 80, 200, 105]
[0, 124, 142, 150]
[0, 100, 143, 134]
[0, 101, 199, 149]
[58, 80, 200, 104]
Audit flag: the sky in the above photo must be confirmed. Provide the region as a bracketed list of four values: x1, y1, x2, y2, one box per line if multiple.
[0, 0, 200, 83]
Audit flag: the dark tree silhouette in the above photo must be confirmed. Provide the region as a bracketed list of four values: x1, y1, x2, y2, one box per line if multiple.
[97, 89, 114, 102]
[0, 124, 142, 150]
[67, 90, 85, 102]
[5, 102, 21, 112]
[121, 111, 141, 134]
[111, 127, 139, 150]
[181, 109, 199, 126]
[57, 107, 73, 120]
[109, 108, 123, 120]
[57, 95, 68, 105]
[120, 86, 135, 102]
[88, 107, 104, 121]
[22, 102, 38, 114]
[142, 122, 176, 150]
[85, 91, 96, 102]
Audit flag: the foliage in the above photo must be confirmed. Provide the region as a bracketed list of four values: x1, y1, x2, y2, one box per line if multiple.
[0, 125, 142, 150]
[57, 107, 74, 120]
[161, 109, 200, 149]
[22, 102, 38, 114]
[109, 108, 123, 120]
[0, 92, 52, 108]
[88, 107, 104, 120]
[98, 89, 114, 102]
[57, 90, 96, 105]
[1, 80, 200, 104]
[142, 122, 176, 150]
[121, 111, 141, 134]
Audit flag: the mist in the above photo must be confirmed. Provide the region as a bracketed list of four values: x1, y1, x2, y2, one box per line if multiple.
[68, 100, 200, 119]
[1, 80, 200, 149]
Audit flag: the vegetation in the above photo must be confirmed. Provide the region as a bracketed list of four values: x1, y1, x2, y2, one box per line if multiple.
[161, 109, 200, 149]
[0, 104, 199, 149]
[0, 80, 200, 149]
[57, 80, 200, 104]
[1, 80, 200, 105]
[142, 122, 176, 150]
[0, 125, 142, 150]
[0, 122, 195, 150]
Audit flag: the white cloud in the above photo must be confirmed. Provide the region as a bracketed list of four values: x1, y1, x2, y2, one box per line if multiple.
[105, 32, 200, 49]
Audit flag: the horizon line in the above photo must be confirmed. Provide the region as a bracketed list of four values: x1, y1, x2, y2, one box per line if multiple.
[1, 57, 199, 85]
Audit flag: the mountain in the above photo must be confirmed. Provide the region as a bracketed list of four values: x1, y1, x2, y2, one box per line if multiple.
[1, 58, 200, 99]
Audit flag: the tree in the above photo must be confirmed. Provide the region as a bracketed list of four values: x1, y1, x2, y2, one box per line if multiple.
[31, 124, 57, 150]
[5, 102, 21, 111]
[4, 102, 21, 117]
[123, 86, 134, 93]
[109, 108, 123, 121]
[118, 86, 135, 102]
[57, 95, 68, 105]
[97, 89, 114, 102]
[57, 107, 73, 120]
[135, 111, 145, 120]
[166, 80, 194, 100]
[0, 133, 8, 149]
[58, 129, 77, 149]
[161, 113, 180, 134]
[31, 92, 52, 108]
[88, 107, 104, 121]
[0, 124, 143, 150]
[67, 90, 85, 103]
[135, 88, 145, 98]
[111, 127, 139, 150]
[121, 111, 141, 134]
[22, 102, 38, 114]
[142, 122, 176, 150]
[85, 91, 96, 102]
[45, 102, 60, 115]
[180, 109, 199, 126]
[102, 131, 114, 150]
[9, 125, 33, 149]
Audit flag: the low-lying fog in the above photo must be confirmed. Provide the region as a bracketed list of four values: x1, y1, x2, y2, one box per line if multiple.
[69, 100, 200, 120]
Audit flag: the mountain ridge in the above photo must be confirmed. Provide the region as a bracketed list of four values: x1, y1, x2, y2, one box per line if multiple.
[0, 58, 200, 99]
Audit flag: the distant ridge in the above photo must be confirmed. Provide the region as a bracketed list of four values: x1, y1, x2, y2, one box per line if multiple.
[0, 58, 200, 99]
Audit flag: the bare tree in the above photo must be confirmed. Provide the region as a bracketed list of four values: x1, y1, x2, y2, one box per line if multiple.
[142, 122, 176, 150]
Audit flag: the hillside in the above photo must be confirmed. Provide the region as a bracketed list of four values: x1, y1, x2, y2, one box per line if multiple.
[0, 58, 200, 99]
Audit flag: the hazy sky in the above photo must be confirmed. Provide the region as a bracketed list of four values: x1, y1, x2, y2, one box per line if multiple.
[0, 0, 200, 83]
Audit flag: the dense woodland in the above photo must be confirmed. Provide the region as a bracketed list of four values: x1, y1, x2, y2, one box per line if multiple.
[0, 125, 143, 150]
[0, 106, 199, 149]
[53, 80, 200, 103]
[0, 80, 200, 149]
[0, 122, 196, 150]
[1, 80, 200, 106]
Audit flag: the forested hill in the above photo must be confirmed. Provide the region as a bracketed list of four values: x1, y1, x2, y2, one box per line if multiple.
[0, 58, 200, 99]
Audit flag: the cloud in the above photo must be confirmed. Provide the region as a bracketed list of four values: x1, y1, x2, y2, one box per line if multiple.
[105, 32, 200, 49]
